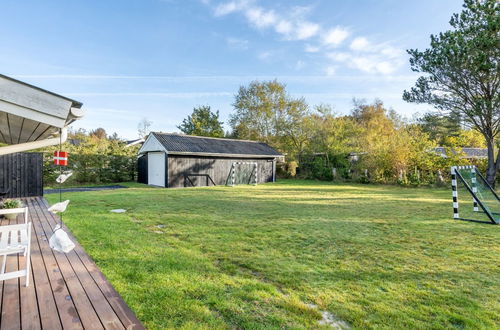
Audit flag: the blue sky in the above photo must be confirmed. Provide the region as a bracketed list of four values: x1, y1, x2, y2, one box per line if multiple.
[1, 0, 463, 139]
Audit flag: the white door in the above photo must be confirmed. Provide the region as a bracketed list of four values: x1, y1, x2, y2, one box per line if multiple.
[148, 152, 165, 187]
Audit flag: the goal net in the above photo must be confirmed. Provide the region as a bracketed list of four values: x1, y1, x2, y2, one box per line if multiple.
[229, 162, 257, 186]
[452, 166, 500, 224]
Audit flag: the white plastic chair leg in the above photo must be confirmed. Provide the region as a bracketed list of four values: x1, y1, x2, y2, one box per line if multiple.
[25, 250, 30, 287]
[1, 255, 5, 274]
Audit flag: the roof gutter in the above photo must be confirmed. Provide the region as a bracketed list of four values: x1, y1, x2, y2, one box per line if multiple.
[0, 127, 68, 156]
[165, 151, 283, 159]
[138, 150, 283, 159]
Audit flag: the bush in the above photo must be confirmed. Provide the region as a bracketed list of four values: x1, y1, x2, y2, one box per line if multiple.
[44, 153, 136, 185]
[42, 129, 139, 186]
[298, 153, 350, 181]
[0, 199, 23, 209]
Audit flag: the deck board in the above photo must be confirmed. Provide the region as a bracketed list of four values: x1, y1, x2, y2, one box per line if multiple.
[0, 197, 144, 330]
[28, 198, 81, 330]
[18, 210, 41, 330]
[38, 199, 143, 330]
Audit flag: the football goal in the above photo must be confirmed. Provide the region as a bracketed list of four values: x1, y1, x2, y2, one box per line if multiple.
[228, 162, 258, 186]
[451, 165, 500, 224]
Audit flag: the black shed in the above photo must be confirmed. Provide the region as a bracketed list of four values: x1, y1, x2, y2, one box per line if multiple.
[137, 133, 283, 188]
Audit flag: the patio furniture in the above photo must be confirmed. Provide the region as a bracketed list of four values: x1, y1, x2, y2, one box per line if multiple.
[0, 204, 28, 220]
[0, 207, 31, 286]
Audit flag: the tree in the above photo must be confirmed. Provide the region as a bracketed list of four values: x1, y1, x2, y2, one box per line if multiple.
[351, 101, 404, 181]
[177, 106, 224, 137]
[403, 0, 500, 185]
[417, 112, 462, 144]
[306, 104, 360, 156]
[109, 132, 120, 141]
[229, 80, 309, 158]
[137, 118, 152, 139]
[89, 127, 107, 139]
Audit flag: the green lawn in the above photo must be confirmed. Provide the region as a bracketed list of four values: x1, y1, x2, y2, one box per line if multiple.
[46, 180, 500, 329]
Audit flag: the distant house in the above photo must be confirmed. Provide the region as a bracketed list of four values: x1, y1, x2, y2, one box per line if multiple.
[137, 133, 283, 188]
[433, 147, 488, 159]
[347, 152, 367, 162]
[125, 138, 145, 148]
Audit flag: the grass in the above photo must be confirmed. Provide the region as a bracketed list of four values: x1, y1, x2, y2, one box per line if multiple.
[43, 182, 141, 190]
[46, 180, 500, 329]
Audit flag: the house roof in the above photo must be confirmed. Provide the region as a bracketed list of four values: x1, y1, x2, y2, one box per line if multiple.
[125, 138, 145, 147]
[143, 132, 282, 158]
[434, 147, 488, 159]
[0, 74, 82, 108]
[0, 74, 84, 145]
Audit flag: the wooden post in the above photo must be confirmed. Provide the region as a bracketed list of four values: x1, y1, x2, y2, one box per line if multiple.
[272, 159, 276, 182]
[471, 167, 479, 212]
[451, 166, 459, 219]
[436, 170, 444, 185]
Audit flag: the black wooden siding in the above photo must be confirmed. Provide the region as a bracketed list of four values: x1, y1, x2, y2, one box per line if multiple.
[0, 152, 43, 198]
[137, 154, 148, 184]
[167, 155, 275, 188]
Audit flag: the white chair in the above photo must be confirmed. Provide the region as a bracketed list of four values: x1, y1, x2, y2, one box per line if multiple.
[0, 207, 31, 286]
[0, 207, 28, 223]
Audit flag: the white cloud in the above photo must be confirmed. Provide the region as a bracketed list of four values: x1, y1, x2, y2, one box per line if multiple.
[325, 66, 336, 76]
[65, 92, 233, 97]
[86, 107, 136, 115]
[327, 52, 350, 62]
[380, 46, 404, 59]
[351, 56, 398, 74]
[328, 51, 399, 75]
[375, 61, 396, 74]
[275, 20, 293, 35]
[294, 21, 320, 40]
[350, 37, 370, 51]
[226, 37, 249, 50]
[245, 7, 278, 29]
[326, 34, 405, 75]
[10, 74, 419, 83]
[295, 60, 306, 70]
[211, 1, 321, 41]
[349, 38, 404, 59]
[208, 2, 405, 76]
[258, 50, 272, 60]
[289, 5, 313, 18]
[322, 27, 350, 47]
[305, 44, 320, 53]
[214, 1, 242, 16]
[349, 57, 377, 73]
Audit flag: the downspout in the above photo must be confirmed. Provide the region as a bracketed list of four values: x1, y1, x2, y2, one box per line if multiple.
[0, 127, 68, 156]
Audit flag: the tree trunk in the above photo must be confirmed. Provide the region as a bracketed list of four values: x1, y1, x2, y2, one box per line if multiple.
[486, 138, 498, 187]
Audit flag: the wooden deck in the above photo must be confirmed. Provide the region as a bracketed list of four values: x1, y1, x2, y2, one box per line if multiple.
[0, 197, 144, 330]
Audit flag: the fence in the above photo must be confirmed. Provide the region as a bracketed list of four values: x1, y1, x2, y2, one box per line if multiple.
[0, 152, 43, 198]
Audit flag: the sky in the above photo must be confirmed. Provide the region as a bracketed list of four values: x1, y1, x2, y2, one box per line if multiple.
[0, 0, 464, 139]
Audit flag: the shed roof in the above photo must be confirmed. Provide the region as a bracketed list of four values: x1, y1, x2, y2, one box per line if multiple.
[145, 132, 282, 157]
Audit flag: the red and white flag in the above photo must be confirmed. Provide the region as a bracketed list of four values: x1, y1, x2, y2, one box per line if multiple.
[53, 151, 68, 166]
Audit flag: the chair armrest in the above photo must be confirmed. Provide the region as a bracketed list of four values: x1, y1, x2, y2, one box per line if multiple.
[0, 208, 26, 215]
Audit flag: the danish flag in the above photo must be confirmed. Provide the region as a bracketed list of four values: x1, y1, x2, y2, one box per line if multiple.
[53, 151, 68, 166]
